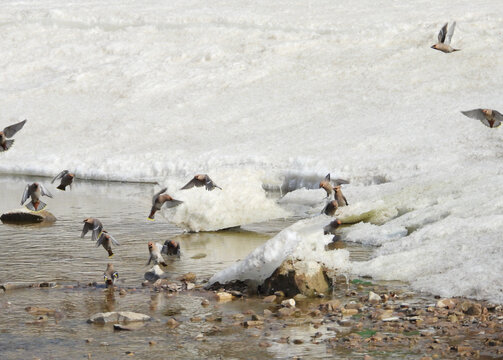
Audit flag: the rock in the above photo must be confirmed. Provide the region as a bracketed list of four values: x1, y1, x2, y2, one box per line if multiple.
[166, 318, 179, 327]
[261, 259, 331, 297]
[1, 209, 56, 224]
[436, 298, 456, 309]
[195, 333, 204, 341]
[263, 309, 273, 316]
[277, 307, 294, 317]
[259, 341, 271, 348]
[382, 317, 400, 322]
[85, 338, 93, 343]
[100, 342, 109, 346]
[88, 311, 151, 324]
[180, 273, 196, 282]
[345, 302, 363, 310]
[190, 316, 202, 322]
[25, 306, 57, 316]
[201, 299, 210, 306]
[216, 292, 233, 302]
[281, 299, 296, 308]
[243, 320, 264, 327]
[149, 341, 156, 346]
[263, 295, 276, 303]
[368, 291, 381, 304]
[293, 294, 307, 302]
[144, 265, 165, 282]
[113, 324, 136, 331]
[293, 339, 304, 344]
[460, 301, 482, 316]
[119, 289, 127, 296]
[341, 308, 358, 316]
[186, 282, 195, 291]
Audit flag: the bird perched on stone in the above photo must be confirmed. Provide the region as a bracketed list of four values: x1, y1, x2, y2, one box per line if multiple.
[81, 218, 103, 242]
[322, 200, 339, 216]
[51, 170, 74, 191]
[147, 241, 167, 266]
[148, 187, 183, 220]
[324, 219, 342, 235]
[0, 119, 27, 152]
[319, 173, 349, 198]
[181, 174, 222, 191]
[162, 239, 181, 256]
[103, 263, 119, 287]
[431, 22, 459, 53]
[20, 182, 53, 211]
[334, 185, 348, 206]
[96, 230, 120, 257]
[461, 109, 503, 128]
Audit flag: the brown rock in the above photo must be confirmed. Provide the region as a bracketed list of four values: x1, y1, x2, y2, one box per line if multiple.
[166, 318, 179, 327]
[261, 259, 330, 297]
[341, 308, 358, 316]
[277, 307, 294, 317]
[216, 292, 233, 302]
[436, 298, 456, 309]
[263, 295, 276, 303]
[180, 273, 196, 282]
[243, 320, 264, 327]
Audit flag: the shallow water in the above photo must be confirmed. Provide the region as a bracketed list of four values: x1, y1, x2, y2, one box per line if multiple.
[0, 176, 379, 359]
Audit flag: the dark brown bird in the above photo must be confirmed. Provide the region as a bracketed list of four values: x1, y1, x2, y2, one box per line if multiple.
[51, 170, 74, 191]
[181, 174, 222, 191]
[324, 219, 342, 235]
[103, 263, 119, 287]
[148, 187, 183, 220]
[0, 119, 27, 152]
[96, 230, 120, 257]
[431, 22, 459, 53]
[461, 109, 503, 128]
[322, 200, 339, 216]
[20, 182, 53, 211]
[81, 218, 104, 242]
[162, 239, 180, 256]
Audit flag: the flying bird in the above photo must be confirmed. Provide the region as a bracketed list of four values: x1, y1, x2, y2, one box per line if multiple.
[103, 263, 119, 287]
[181, 174, 222, 191]
[96, 230, 120, 257]
[0, 119, 27, 152]
[81, 218, 104, 242]
[431, 22, 459, 53]
[51, 170, 74, 191]
[148, 188, 183, 220]
[461, 109, 503, 128]
[20, 183, 53, 211]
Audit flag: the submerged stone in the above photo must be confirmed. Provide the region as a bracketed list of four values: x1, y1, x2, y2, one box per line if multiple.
[1, 209, 56, 224]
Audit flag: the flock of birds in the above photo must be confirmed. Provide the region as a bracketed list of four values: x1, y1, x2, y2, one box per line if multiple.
[1, 20, 501, 287]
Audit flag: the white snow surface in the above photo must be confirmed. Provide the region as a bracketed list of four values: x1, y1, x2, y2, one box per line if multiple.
[1, 0, 503, 301]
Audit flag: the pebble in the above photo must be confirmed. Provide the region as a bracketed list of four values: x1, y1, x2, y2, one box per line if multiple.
[281, 299, 295, 308]
[368, 291, 381, 304]
[436, 298, 456, 309]
[100, 342, 109, 347]
[119, 289, 127, 296]
[216, 292, 233, 302]
[293, 339, 304, 344]
[201, 299, 210, 306]
[166, 318, 179, 327]
[186, 282, 195, 291]
[149, 341, 156, 346]
[263, 295, 276, 303]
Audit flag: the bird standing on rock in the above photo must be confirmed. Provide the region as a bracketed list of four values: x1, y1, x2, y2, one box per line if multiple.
[148, 188, 183, 220]
[51, 170, 74, 191]
[0, 119, 27, 152]
[334, 185, 348, 206]
[96, 230, 120, 257]
[181, 174, 222, 191]
[431, 22, 459, 53]
[461, 109, 503, 128]
[20, 182, 53, 211]
[103, 263, 119, 287]
[147, 241, 167, 266]
[81, 218, 104, 242]
[319, 173, 349, 198]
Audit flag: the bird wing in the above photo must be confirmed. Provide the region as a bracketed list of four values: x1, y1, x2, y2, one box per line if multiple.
[91, 223, 103, 242]
[164, 199, 183, 208]
[445, 21, 456, 45]
[152, 187, 167, 205]
[181, 178, 202, 190]
[95, 233, 105, 247]
[20, 184, 30, 205]
[3, 119, 27, 138]
[324, 173, 330, 182]
[51, 170, 69, 183]
[438, 23, 448, 43]
[461, 109, 486, 121]
[205, 177, 221, 190]
[108, 233, 120, 246]
[39, 183, 53, 198]
[81, 222, 92, 238]
[333, 178, 350, 185]
[492, 110, 503, 122]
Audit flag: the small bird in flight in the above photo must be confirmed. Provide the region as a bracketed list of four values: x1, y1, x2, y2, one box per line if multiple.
[461, 109, 502, 128]
[0, 119, 27, 152]
[51, 170, 75, 191]
[148, 188, 183, 220]
[20, 182, 53, 211]
[431, 22, 459, 53]
[181, 174, 222, 191]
